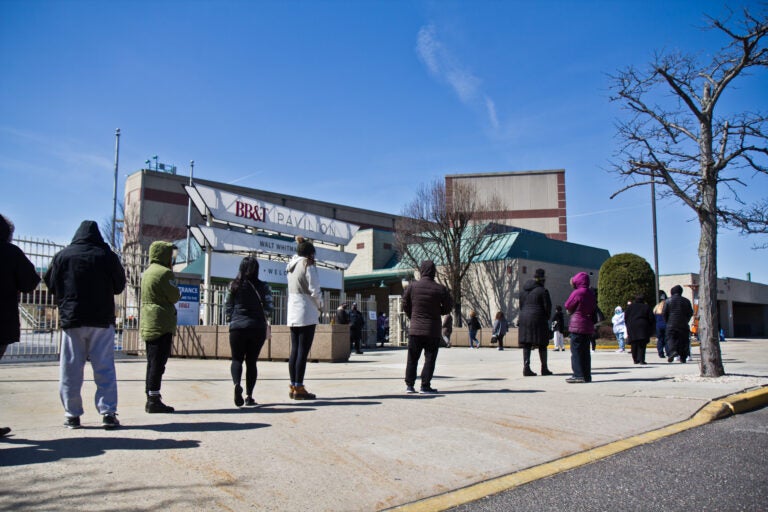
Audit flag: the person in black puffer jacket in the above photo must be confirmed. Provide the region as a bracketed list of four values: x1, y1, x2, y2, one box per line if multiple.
[226, 256, 274, 407]
[662, 285, 693, 363]
[402, 260, 453, 394]
[518, 268, 553, 376]
[624, 293, 656, 365]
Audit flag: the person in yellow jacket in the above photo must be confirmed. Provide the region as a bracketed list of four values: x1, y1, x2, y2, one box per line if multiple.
[140, 241, 180, 413]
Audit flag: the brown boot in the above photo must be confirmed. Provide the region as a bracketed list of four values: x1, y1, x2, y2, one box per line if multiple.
[289, 385, 296, 399]
[293, 385, 316, 400]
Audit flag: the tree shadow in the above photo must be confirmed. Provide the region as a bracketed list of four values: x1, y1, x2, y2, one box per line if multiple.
[121, 421, 270, 433]
[593, 377, 671, 383]
[0, 435, 200, 467]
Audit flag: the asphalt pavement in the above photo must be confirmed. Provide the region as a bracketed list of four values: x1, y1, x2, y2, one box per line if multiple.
[1, 338, 767, 511]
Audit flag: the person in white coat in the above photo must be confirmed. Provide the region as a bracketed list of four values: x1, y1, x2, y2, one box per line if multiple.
[612, 306, 627, 353]
[286, 236, 324, 400]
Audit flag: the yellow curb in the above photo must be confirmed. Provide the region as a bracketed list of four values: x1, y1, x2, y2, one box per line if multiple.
[386, 385, 768, 512]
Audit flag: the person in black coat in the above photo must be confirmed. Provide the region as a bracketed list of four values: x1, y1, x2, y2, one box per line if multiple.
[518, 268, 553, 376]
[624, 293, 655, 365]
[402, 260, 453, 393]
[349, 303, 364, 354]
[0, 214, 41, 437]
[662, 285, 694, 363]
[226, 256, 274, 407]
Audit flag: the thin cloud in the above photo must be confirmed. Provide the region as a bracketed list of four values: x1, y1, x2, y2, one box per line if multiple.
[416, 24, 495, 127]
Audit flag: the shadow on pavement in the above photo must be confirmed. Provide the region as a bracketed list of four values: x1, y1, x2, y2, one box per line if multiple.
[0, 436, 200, 467]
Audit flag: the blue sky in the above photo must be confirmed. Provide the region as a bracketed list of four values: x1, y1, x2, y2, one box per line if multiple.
[1, 0, 766, 284]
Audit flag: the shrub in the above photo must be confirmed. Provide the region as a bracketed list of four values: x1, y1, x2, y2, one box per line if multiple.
[598, 253, 656, 318]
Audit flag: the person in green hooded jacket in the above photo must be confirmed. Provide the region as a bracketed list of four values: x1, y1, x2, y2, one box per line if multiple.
[140, 241, 181, 413]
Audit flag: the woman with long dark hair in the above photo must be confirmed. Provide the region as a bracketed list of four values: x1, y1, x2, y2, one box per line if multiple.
[226, 256, 273, 407]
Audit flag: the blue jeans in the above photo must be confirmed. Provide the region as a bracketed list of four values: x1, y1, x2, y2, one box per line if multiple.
[569, 332, 592, 382]
[615, 331, 625, 351]
[469, 330, 479, 348]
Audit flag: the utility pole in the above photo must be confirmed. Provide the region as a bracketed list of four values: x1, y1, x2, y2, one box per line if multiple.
[111, 128, 121, 249]
[186, 160, 194, 264]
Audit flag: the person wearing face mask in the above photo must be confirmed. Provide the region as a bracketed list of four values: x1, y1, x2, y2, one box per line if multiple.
[612, 306, 627, 353]
[564, 271, 597, 383]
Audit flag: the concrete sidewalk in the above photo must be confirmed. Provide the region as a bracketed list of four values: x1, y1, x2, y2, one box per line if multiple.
[1, 339, 767, 511]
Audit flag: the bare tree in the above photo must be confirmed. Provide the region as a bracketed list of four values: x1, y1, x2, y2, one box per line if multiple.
[464, 259, 518, 328]
[609, 9, 768, 377]
[101, 201, 125, 254]
[395, 179, 505, 326]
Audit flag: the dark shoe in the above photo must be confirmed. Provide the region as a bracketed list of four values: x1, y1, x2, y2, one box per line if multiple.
[234, 385, 244, 407]
[355, 351, 363, 354]
[0, 426, 11, 437]
[541, 368, 553, 376]
[244, 397, 257, 406]
[102, 413, 120, 429]
[406, 385, 417, 394]
[289, 385, 296, 399]
[498, 347, 504, 351]
[565, 377, 586, 383]
[640, 361, 648, 365]
[419, 386, 439, 394]
[293, 385, 316, 400]
[145, 395, 175, 413]
[64, 416, 81, 429]
[523, 366, 537, 377]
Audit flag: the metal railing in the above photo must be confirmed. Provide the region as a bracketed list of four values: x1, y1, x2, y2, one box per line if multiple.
[6, 236, 378, 359]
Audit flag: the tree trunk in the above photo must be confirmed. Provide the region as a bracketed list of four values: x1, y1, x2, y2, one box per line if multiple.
[698, 194, 726, 377]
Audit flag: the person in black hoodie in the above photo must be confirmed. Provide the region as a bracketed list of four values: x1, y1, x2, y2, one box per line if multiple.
[349, 303, 365, 354]
[624, 293, 656, 365]
[402, 260, 453, 394]
[226, 256, 273, 407]
[663, 285, 693, 363]
[44, 221, 126, 430]
[518, 268, 553, 376]
[0, 214, 41, 437]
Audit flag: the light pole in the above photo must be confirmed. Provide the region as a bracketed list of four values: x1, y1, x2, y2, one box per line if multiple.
[651, 170, 660, 302]
[186, 160, 194, 264]
[111, 128, 120, 249]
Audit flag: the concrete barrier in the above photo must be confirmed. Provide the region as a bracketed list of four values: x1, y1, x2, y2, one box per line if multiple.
[169, 324, 350, 362]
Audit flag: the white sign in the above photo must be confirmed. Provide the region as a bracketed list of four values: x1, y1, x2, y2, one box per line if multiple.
[176, 284, 200, 326]
[185, 183, 359, 246]
[209, 252, 343, 289]
[191, 225, 356, 269]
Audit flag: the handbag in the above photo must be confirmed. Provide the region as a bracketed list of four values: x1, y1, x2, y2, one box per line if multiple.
[490, 334, 498, 344]
[248, 281, 272, 339]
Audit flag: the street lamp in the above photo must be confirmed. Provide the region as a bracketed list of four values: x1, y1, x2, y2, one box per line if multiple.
[111, 128, 120, 249]
[186, 160, 194, 264]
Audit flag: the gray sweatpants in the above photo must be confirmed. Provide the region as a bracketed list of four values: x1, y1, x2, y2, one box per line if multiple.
[59, 326, 118, 417]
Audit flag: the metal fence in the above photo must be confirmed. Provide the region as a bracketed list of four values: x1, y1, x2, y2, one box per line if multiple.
[7, 237, 377, 359]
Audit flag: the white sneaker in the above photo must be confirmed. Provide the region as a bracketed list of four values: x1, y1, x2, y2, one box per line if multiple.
[615, 349, 624, 353]
[674, 356, 681, 362]
[686, 356, 693, 362]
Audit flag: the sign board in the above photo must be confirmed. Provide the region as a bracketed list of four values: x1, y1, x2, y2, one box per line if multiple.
[208, 252, 343, 289]
[191, 225, 356, 269]
[176, 284, 201, 326]
[184, 183, 359, 246]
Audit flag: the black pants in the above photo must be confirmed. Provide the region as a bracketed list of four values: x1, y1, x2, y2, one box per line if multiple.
[405, 335, 439, 388]
[350, 328, 362, 353]
[230, 327, 267, 396]
[145, 333, 173, 393]
[630, 339, 649, 364]
[497, 334, 505, 349]
[289, 325, 315, 384]
[522, 343, 548, 370]
[666, 327, 690, 361]
[570, 333, 592, 381]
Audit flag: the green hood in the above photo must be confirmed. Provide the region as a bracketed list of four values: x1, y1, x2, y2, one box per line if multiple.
[149, 241, 175, 268]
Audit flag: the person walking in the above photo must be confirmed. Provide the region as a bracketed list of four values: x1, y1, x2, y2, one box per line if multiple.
[44, 220, 126, 429]
[402, 260, 453, 394]
[564, 271, 596, 383]
[349, 302, 364, 354]
[624, 294, 655, 365]
[0, 214, 41, 437]
[225, 256, 273, 407]
[140, 241, 181, 413]
[653, 291, 668, 359]
[467, 311, 482, 349]
[441, 313, 453, 348]
[611, 306, 627, 353]
[663, 285, 693, 363]
[286, 236, 324, 400]
[518, 268, 553, 376]
[550, 305, 565, 351]
[492, 311, 509, 351]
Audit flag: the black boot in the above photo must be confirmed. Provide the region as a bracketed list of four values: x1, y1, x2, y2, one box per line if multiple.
[539, 346, 553, 375]
[145, 394, 175, 413]
[523, 365, 537, 376]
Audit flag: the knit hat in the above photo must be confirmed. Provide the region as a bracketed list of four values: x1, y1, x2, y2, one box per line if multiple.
[671, 285, 683, 296]
[534, 268, 546, 281]
[295, 236, 316, 258]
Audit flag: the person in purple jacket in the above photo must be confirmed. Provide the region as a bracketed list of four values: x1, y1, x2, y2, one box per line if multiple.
[564, 271, 597, 383]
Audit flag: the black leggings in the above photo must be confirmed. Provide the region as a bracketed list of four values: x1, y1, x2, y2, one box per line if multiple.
[230, 327, 267, 396]
[289, 325, 316, 385]
[145, 333, 173, 393]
